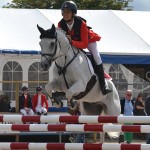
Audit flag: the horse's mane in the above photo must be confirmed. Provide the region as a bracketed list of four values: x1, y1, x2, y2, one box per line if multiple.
[56, 28, 66, 36]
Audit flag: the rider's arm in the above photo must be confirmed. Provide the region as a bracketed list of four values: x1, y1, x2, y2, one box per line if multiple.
[71, 21, 88, 49]
[88, 29, 101, 43]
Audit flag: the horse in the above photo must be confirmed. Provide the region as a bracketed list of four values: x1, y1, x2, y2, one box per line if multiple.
[37, 24, 121, 143]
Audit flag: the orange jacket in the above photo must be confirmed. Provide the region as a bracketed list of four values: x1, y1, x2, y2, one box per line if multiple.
[58, 16, 101, 49]
[32, 94, 48, 112]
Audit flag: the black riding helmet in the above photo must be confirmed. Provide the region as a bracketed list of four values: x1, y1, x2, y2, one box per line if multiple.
[22, 86, 29, 91]
[61, 1, 77, 14]
[36, 86, 43, 91]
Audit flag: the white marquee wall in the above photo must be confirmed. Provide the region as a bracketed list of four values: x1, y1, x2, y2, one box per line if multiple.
[0, 54, 149, 100]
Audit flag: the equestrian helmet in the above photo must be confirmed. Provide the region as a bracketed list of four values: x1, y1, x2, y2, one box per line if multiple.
[61, 1, 77, 14]
[36, 86, 43, 91]
[22, 86, 29, 91]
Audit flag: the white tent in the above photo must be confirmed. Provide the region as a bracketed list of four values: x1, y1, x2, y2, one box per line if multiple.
[1, 8, 150, 103]
[0, 8, 150, 64]
[0, 9, 51, 53]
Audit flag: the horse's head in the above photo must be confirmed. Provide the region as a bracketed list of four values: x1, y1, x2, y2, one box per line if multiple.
[37, 24, 59, 71]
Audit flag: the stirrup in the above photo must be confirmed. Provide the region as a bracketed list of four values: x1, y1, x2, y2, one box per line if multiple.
[102, 86, 112, 95]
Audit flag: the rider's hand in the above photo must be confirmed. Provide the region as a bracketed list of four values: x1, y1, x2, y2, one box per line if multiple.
[66, 35, 72, 43]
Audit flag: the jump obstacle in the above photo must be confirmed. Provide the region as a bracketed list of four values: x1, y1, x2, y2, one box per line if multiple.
[0, 115, 150, 150]
[0, 143, 150, 150]
[0, 124, 150, 133]
[0, 115, 150, 124]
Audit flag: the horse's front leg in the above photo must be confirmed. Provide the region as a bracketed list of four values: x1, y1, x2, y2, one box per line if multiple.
[66, 80, 85, 110]
[66, 80, 85, 101]
[45, 81, 63, 108]
[45, 81, 57, 96]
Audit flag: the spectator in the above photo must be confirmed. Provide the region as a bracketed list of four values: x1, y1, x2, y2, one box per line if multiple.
[19, 86, 34, 116]
[134, 93, 146, 140]
[120, 90, 134, 144]
[0, 90, 11, 112]
[32, 86, 48, 115]
[134, 93, 146, 116]
[145, 96, 150, 144]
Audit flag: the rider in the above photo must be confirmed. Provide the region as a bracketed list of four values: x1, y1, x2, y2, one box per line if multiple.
[58, 1, 112, 95]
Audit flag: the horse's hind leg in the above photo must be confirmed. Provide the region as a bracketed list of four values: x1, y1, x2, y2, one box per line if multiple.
[103, 80, 121, 116]
[80, 102, 105, 143]
[101, 80, 121, 141]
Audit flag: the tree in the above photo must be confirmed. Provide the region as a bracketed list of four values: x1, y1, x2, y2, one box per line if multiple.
[3, 0, 133, 10]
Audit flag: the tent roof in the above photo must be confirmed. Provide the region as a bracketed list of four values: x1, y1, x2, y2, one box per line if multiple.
[0, 9, 52, 54]
[0, 9, 150, 64]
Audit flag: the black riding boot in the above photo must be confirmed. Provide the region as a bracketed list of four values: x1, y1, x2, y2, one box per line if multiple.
[95, 64, 112, 95]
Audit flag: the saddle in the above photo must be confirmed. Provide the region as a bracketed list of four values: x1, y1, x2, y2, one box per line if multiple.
[84, 52, 111, 79]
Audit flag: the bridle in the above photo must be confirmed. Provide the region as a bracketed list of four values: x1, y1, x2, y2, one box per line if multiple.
[41, 34, 60, 64]
[41, 31, 79, 89]
[41, 33, 73, 65]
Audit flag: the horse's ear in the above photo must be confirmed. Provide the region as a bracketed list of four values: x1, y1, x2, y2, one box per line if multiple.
[37, 24, 56, 39]
[51, 24, 56, 34]
[37, 24, 45, 34]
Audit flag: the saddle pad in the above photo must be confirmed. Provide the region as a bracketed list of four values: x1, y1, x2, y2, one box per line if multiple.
[104, 72, 112, 80]
[86, 55, 112, 80]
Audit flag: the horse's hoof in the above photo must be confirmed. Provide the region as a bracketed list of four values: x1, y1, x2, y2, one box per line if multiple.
[68, 101, 78, 110]
[52, 100, 63, 108]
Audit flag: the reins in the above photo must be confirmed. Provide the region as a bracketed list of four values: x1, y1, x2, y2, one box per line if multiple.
[55, 46, 79, 89]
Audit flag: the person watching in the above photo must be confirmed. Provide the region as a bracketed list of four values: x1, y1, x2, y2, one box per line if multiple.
[19, 86, 34, 116]
[32, 86, 48, 115]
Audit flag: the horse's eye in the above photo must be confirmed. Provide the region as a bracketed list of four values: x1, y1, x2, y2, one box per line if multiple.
[50, 42, 55, 48]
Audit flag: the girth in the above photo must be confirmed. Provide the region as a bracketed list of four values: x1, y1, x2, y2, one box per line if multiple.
[73, 75, 97, 100]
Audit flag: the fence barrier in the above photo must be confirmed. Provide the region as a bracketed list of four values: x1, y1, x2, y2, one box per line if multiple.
[0, 115, 150, 124]
[0, 124, 150, 133]
[0, 115, 149, 146]
[0, 142, 149, 150]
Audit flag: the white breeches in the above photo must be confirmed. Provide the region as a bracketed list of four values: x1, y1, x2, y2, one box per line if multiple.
[20, 108, 34, 116]
[88, 42, 102, 65]
[35, 107, 47, 114]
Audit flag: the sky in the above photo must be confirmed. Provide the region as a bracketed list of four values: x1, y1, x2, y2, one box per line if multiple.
[129, 0, 150, 11]
[0, 0, 150, 11]
[0, 0, 11, 7]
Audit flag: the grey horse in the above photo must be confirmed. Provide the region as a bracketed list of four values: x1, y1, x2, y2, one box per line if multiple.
[37, 24, 121, 143]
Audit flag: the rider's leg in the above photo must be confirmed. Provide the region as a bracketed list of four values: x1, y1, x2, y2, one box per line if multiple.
[35, 107, 42, 115]
[88, 42, 112, 95]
